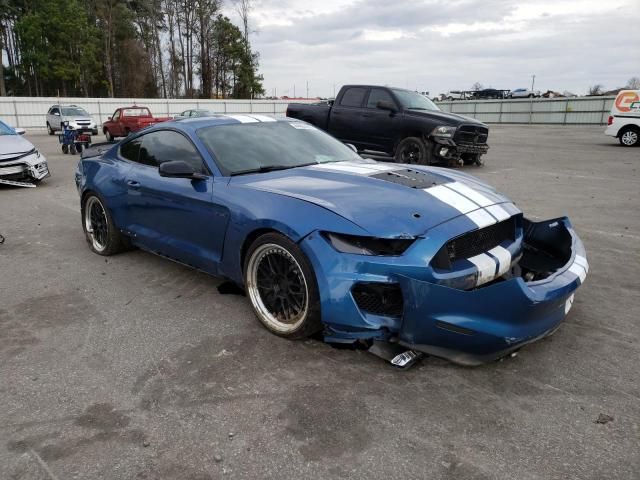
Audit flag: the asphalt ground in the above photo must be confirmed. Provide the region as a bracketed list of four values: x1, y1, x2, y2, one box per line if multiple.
[1, 126, 638, 480]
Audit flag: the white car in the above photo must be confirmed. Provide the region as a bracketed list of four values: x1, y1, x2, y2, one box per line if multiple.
[445, 91, 467, 101]
[508, 88, 541, 98]
[0, 120, 49, 187]
[46, 105, 98, 135]
[605, 90, 640, 147]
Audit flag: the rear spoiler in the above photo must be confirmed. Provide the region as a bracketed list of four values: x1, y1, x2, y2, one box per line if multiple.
[81, 141, 118, 159]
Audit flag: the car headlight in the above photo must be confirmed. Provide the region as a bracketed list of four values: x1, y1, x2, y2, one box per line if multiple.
[323, 232, 415, 256]
[431, 126, 456, 138]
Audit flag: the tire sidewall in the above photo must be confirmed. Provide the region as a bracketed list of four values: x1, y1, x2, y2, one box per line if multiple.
[243, 232, 322, 339]
[395, 136, 430, 165]
[81, 192, 123, 256]
[619, 128, 639, 147]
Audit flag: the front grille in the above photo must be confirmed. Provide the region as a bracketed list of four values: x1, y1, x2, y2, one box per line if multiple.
[352, 283, 404, 317]
[432, 217, 515, 269]
[455, 125, 489, 145]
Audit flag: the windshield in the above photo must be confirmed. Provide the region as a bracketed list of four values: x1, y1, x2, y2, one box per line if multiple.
[392, 89, 440, 111]
[197, 121, 362, 176]
[122, 108, 151, 117]
[0, 120, 17, 136]
[61, 107, 89, 116]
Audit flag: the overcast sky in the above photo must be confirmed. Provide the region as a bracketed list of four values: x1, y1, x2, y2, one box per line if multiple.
[224, 0, 640, 98]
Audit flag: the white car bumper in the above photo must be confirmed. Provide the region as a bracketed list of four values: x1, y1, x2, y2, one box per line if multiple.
[0, 151, 50, 186]
[604, 124, 620, 137]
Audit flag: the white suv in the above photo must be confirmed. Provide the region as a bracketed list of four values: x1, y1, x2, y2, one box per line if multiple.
[605, 90, 640, 147]
[46, 105, 98, 135]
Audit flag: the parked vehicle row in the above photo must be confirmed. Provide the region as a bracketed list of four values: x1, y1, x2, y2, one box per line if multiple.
[438, 88, 541, 101]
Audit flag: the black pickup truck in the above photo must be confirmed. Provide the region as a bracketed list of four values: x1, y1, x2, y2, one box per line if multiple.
[286, 85, 489, 165]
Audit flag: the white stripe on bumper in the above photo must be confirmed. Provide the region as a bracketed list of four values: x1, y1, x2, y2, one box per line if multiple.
[488, 245, 512, 276]
[467, 253, 498, 286]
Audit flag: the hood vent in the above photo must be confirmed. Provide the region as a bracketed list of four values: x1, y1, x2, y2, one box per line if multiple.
[370, 168, 450, 189]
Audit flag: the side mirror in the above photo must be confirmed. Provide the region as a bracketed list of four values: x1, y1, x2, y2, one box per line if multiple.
[53, 112, 60, 116]
[376, 100, 396, 112]
[14, 127, 26, 135]
[159, 160, 207, 180]
[344, 143, 358, 153]
[107, 116, 112, 121]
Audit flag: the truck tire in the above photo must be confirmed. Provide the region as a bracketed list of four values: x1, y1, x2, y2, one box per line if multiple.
[104, 129, 113, 142]
[394, 137, 431, 165]
[619, 126, 639, 147]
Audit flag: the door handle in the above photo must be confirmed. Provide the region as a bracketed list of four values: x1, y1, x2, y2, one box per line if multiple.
[361, 113, 373, 117]
[126, 180, 141, 189]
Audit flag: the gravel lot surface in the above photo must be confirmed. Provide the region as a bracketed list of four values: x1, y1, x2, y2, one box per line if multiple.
[1, 126, 638, 479]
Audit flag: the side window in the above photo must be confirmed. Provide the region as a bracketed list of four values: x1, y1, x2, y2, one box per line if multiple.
[50, 107, 60, 115]
[366, 89, 395, 109]
[112, 110, 120, 121]
[140, 131, 206, 174]
[339, 87, 367, 107]
[119, 137, 142, 163]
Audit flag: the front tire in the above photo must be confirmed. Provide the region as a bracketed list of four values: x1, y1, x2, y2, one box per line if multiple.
[244, 232, 322, 339]
[394, 136, 431, 165]
[104, 129, 113, 142]
[81, 193, 128, 256]
[47, 123, 54, 135]
[619, 127, 639, 147]
[462, 153, 484, 166]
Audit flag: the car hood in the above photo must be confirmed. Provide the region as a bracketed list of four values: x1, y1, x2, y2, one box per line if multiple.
[231, 161, 511, 238]
[0, 135, 35, 157]
[405, 109, 485, 126]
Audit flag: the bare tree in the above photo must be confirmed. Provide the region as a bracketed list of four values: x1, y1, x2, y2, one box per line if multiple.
[588, 84, 603, 96]
[471, 82, 483, 91]
[626, 76, 640, 89]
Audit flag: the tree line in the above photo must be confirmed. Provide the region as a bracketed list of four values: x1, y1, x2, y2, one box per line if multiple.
[0, 0, 265, 99]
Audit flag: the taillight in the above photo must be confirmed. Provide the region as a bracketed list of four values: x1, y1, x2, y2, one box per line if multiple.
[608, 115, 614, 125]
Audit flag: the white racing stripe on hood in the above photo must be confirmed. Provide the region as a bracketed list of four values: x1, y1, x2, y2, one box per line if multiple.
[466, 209, 497, 229]
[311, 161, 398, 175]
[423, 184, 478, 214]
[485, 204, 511, 222]
[467, 253, 497, 286]
[445, 181, 494, 207]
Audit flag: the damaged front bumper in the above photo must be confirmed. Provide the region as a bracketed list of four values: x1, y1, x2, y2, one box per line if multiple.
[303, 216, 587, 366]
[0, 150, 50, 187]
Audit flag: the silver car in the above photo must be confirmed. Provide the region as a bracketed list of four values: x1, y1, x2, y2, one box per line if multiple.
[46, 105, 98, 135]
[175, 109, 216, 119]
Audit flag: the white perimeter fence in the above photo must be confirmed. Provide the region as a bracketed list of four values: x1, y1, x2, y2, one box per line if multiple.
[0, 95, 615, 131]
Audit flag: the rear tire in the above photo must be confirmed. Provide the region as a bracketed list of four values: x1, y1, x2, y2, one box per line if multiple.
[619, 127, 639, 147]
[62, 144, 69, 154]
[244, 232, 322, 339]
[81, 193, 128, 256]
[394, 136, 431, 165]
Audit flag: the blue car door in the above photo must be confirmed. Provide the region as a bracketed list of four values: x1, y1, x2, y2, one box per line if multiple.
[123, 130, 229, 274]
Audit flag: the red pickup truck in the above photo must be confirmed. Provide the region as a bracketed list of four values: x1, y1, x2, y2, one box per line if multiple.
[102, 106, 171, 141]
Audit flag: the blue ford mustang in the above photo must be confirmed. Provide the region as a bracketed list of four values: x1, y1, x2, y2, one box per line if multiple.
[75, 115, 588, 366]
